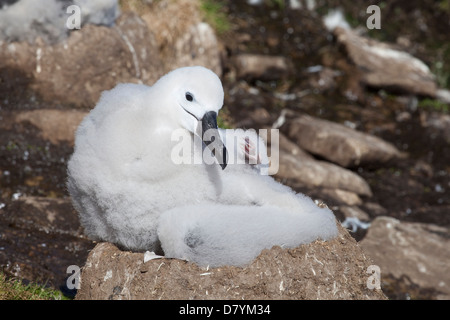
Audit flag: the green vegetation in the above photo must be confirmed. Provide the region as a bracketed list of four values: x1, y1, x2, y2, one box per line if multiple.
[5, 141, 18, 151]
[418, 98, 449, 113]
[267, 0, 285, 10]
[0, 272, 67, 300]
[217, 106, 233, 129]
[432, 59, 450, 90]
[217, 115, 228, 129]
[200, 0, 231, 35]
[438, 0, 450, 11]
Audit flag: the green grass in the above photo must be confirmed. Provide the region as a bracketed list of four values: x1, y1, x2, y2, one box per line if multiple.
[432, 60, 450, 90]
[418, 98, 449, 113]
[200, 0, 231, 35]
[0, 272, 68, 300]
[438, 0, 450, 11]
[267, 0, 285, 10]
[217, 106, 233, 129]
[217, 114, 231, 129]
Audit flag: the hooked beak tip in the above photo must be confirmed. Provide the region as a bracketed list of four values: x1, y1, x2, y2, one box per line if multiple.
[201, 111, 228, 170]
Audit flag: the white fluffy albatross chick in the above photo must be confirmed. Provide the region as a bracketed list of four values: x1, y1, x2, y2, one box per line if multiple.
[67, 66, 338, 267]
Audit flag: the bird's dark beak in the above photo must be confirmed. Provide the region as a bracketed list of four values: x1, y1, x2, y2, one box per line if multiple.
[201, 111, 227, 170]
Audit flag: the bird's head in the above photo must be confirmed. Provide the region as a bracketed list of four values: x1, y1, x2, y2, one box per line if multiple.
[154, 66, 227, 169]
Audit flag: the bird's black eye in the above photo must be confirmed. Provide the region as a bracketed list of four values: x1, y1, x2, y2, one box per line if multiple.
[185, 92, 194, 102]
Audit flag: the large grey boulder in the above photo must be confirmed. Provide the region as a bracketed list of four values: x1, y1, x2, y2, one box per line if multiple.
[283, 114, 405, 168]
[0, 0, 120, 44]
[268, 131, 372, 199]
[276, 150, 372, 197]
[334, 27, 438, 97]
[360, 216, 450, 299]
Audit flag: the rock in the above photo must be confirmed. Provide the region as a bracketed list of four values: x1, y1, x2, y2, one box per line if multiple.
[1, 196, 80, 236]
[276, 150, 372, 197]
[283, 114, 406, 168]
[0, 109, 88, 146]
[75, 0, 121, 28]
[436, 89, 450, 104]
[233, 54, 292, 81]
[0, 196, 94, 290]
[340, 206, 370, 221]
[170, 22, 222, 77]
[334, 27, 438, 97]
[140, 0, 223, 76]
[0, 12, 164, 109]
[307, 67, 339, 92]
[0, 4, 223, 110]
[273, 132, 314, 159]
[266, 131, 312, 176]
[360, 216, 450, 299]
[0, 0, 120, 44]
[0, 0, 71, 44]
[268, 132, 369, 204]
[395, 111, 412, 123]
[318, 189, 363, 206]
[248, 107, 272, 125]
[420, 111, 450, 143]
[75, 224, 386, 300]
[362, 202, 388, 217]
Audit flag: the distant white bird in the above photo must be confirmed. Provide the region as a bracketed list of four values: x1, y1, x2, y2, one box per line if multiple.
[67, 66, 338, 267]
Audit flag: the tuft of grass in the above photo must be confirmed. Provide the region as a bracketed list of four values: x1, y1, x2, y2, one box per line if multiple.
[267, 0, 285, 10]
[200, 0, 231, 35]
[418, 98, 449, 113]
[438, 0, 450, 11]
[0, 272, 67, 300]
[217, 106, 233, 129]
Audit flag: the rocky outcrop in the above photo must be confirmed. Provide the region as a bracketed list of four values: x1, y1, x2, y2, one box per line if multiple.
[0, 0, 120, 44]
[232, 54, 293, 81]
[276, 150, 372, 197]
[269, 131, 372, 201]
[0, 109, 88, 146]
[75, 224, 386, 300]
[360, 217, 450, 299]
[282, 114, 406, 168]
[0, 12, 164, 109]
[139, 0, 223, 76]
[0, 2, 223, 109]
[334, 27, 438, 97]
